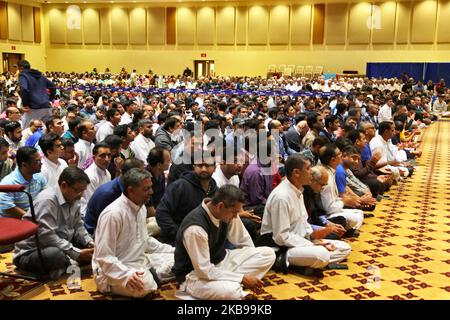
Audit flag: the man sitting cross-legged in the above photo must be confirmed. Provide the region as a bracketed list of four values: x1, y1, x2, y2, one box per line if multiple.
[93, 168, 174, 298]
[14, 167, 93, 280]
[259, 154, 351, 275]
[173, 185, 275, 300]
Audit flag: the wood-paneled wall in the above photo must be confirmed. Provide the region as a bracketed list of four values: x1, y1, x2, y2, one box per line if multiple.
[43, 1, 450, 47]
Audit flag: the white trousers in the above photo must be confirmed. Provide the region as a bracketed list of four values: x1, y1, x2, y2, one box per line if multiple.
[329, 208, 364, 230]
[179, 246, 275, 300]
[105, 252, 174, 298]
[287, 239, 351, 269]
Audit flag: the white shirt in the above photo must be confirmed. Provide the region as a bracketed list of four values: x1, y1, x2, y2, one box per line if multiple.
[320, 167, 345, 215]
[261, 179, 314, 248]
[40, 157, 68, 187]
[93, 194, 173, 292]
[96, 121, 114, 142]
[211, 165, 240, 188]
[182, 201, 253, 283]
[74, 139, 94, 168]
[130, 134, 155, 165]
[369, 134, 396, 164]
[120, 112, 133, 125]
[378, 104, 392, 122]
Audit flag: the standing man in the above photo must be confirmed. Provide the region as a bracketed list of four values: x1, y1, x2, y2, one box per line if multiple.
[18, 60, 56, 129]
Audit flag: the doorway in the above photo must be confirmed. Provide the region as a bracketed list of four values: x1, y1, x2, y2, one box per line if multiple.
[2, 52, 24, 73]
[194, 60, 215, 79]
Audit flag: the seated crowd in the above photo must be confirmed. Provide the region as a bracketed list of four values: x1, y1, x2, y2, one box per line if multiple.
[0, 66, 438, 300]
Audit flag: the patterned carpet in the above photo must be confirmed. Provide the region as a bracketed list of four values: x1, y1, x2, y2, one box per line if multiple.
[1, 121, 449, 300]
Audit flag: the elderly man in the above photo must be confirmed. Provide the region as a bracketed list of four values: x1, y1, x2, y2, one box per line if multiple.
[173, 185, 275, 300]
[259, 154, 351, 274]
[284, 119, 308, 152]
[303, 166, 347, 239]
[14, 167, 93, 280]
[93, 168, 174, 298]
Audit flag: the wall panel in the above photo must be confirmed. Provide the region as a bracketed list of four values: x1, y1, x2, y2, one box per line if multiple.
[129, 7, 146, 44]
[177, 7, 196, 44]
[325, 3, 347, 44]
[83, 8, 100, 44]
[0, 1, 7, 40]
[437, 0, 450, 43]
[166, 7, 176, 45]
[49, 8, 65, 44]
[348, 2, 371, 44]
[396, 1, 412, 44]
[291, 4, 312, 44]
[217, 6, 235, 45]
[8, 2, 21, 41]
[21, 5, 34, 42]
[269, 5, 289, 45]
[33, 7, 41, 43]
[100, 8, 110, 44]
[197, 7, 215, 45]
[248, 6, 268, 45]
[111, 8, 128, 44]
[66, 6, 82, 44]
[236, 6, 247, 45]
[148, 7, 165, 44]
[411, 0, 437, 43]
[312, 4, 325, 44]
[372, 1, 396, 44]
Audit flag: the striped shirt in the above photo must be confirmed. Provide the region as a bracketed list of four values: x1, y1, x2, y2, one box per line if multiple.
[0, 168, 48, 218]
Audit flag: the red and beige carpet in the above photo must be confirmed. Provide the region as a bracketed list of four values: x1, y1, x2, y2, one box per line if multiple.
[1, 121, 449, 300]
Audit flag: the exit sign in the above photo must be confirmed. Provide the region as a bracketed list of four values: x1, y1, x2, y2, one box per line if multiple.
[11, 45, 16, 50]
[201, 53, 207, 58]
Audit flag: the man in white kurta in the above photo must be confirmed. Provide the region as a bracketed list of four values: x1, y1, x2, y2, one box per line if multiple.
[262, 154, 351, 269]
[174, 185, 275, 300]
[93, 168, 174, 298]
[320, 166, 365, 230]
[130, 120, 155, 165]
[369, 121, 409, 178]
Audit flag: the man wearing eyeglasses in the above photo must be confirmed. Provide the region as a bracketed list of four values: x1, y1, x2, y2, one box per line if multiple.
[0, 146, 47, 219]
[14, 167, 93, 280]
[156, 156, 218, 246]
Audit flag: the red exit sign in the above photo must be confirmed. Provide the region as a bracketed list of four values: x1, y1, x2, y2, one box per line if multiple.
[201, 53, 207, 58]
[11, 45, 16, 50]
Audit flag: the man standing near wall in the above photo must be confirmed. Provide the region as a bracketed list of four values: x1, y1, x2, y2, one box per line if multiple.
[18, 60, 56, 130]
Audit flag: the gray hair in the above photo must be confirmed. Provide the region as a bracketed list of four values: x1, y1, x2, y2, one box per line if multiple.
[311, 166, 325, 182]
[123, 168, 152, 193]
[138, 119, 153, 129]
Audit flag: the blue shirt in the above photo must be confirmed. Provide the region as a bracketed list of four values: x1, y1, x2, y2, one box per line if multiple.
[84, 176, 124, 235]
[0, 168, 48, 218]
[335, 164, 347, 194]
[361, 143, 372, 162]
[25, 129, 43, 149]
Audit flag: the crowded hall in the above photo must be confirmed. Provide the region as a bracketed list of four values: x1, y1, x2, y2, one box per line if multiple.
[0, 0, 449, 303]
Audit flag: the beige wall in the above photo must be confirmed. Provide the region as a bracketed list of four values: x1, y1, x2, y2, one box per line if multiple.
[1, 0, 45, 71]
[9, 1, 450, 76]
